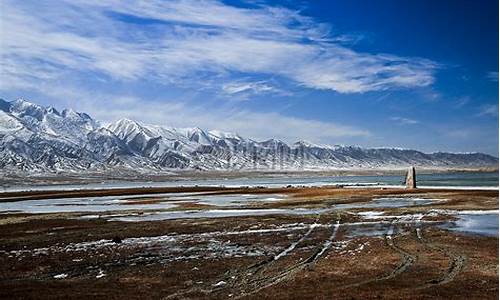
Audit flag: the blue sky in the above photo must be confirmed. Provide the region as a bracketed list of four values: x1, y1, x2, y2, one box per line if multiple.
[0, 0, 498, 155]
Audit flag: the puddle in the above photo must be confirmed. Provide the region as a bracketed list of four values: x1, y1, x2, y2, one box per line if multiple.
[441, 213, 498, 237]
[336, 197, 443, 210]
[0, 197, 178, 213]
[0, 193, 207, 214]
[0, 193, 285, 214]
[193, 193, 285, 207]
[0, 195, 440, 220]
[343, 222, 391, 238]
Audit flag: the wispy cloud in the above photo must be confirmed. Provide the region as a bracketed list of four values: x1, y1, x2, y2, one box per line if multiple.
[87, 97, 372, 142]
[13, 86, 369, 142]
[328, 33, 365, 44]
[453, 96, 470, 109]
[1, 0, 437, 94]
[486, 71, 499, 82]
[390, 116, 419, 125]
[221, 80, 279, 96]
[477, 104, 499, 117]
[444, 129, 474, 139]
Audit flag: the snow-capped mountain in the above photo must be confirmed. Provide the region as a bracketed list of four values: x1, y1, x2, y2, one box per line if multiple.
[0, 98, 497, 173]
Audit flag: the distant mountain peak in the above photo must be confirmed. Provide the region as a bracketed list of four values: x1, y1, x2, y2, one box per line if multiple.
[208, 129, 243, 140]
[112, 118, 145, 128]
[0, 98, 497, 173]
[10, 98, 47, 121]
[47, 107, 60, 116]
[61, 108, 77, 117]
[13, 97, 31, 105]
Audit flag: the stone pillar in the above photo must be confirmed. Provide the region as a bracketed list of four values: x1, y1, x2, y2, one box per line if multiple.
[405, 166, 416, 189]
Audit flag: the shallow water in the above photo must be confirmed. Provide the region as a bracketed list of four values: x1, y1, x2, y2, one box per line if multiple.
[0, 197, 177, 214]
[442, 213, 499, 237]
[104, 196, 442, 222]
[0, 194, 444, 220]
[193, 193, 284, 206]
[335, 197, 442, 210]
[343, 222, 391, 238]
[0, 192, 286, 214]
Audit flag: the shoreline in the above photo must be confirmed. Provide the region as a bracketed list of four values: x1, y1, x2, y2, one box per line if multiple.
[1, 169, 498, 194]
[1, 168, 497, 186]
[0, 185, 498, 202]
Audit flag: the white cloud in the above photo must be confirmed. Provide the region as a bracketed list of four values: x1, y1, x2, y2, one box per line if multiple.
[9, 82, 369, 142]
[445, 129, 474, 139]
[477, 104, 499, 117]
[30, 88, 370, 142]
[222, 81, 274, 95]
[1, 0, 437, 94]
[454, 96, 470, 109]
[486, 71, 498, 82]
[220, 80, 290, 99]
[390, 116, 419, 125]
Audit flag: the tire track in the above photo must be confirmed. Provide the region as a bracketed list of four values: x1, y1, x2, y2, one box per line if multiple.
[414, 214, 467, 288]
[374, 218, 416, 280]
[245, 219, 320, 275]
[377, 251, 415, 280]
[233, 220, 341, 299]
[222, 219, 322, 289]
[342, 217, 417, 288]
[165, 219, 326, 299]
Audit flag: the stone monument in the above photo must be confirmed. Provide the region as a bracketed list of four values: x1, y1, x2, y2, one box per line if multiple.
[405, 166, 416, 189]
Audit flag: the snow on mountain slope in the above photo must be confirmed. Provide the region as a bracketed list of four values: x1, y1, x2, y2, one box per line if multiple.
[2, 98, 99, 144]
[0, 98, 497, 173]
[0, 110, 25, 134]
[107, 118, 201, 165]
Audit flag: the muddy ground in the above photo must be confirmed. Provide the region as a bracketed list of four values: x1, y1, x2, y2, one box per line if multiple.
[0, 186, 498, 299]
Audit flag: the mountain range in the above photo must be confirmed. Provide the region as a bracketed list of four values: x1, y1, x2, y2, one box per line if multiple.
[0, 98, 497, 173]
